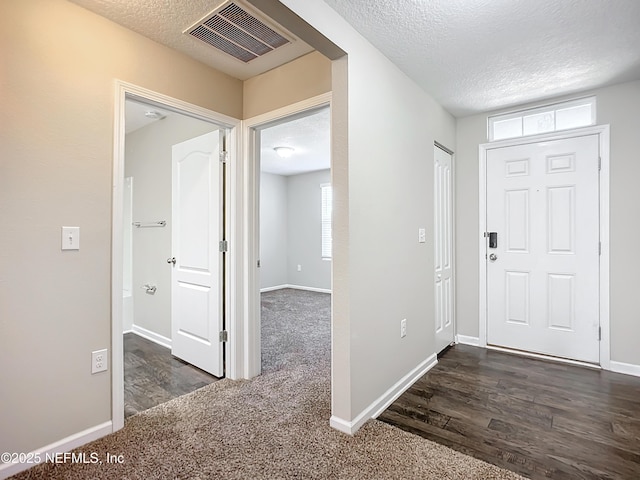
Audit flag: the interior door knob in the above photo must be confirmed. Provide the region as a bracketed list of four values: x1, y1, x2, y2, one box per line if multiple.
[167, 257, 176, 265]
[489, 253, 498, 261]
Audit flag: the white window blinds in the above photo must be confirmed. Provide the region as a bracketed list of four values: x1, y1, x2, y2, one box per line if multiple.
[321, 183, 332, 259]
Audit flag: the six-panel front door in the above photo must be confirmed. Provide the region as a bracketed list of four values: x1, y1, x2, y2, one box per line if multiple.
[170, 130, 224, 377]
[486, 134, 600, 363]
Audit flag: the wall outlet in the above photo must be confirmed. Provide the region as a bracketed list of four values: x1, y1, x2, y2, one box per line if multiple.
[418, 228, 426, 243]
[400, 319, 407, 338]
[92, 349, 108, 374]
[297, 264, 302, 272]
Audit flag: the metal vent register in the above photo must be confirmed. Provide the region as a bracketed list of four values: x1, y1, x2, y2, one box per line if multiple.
[186, 2, 291, 63]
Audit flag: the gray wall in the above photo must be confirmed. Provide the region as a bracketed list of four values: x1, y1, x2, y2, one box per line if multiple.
[282, 0, 457, 424]
[260, 172, 288, 288]
[455, 79, 640, 366]
[260, 169, 331, 291]
[125, 114, 216, 340]
[287, 170, 331, 290]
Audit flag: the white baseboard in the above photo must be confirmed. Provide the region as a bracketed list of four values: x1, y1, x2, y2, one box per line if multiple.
[329, 353, 438, 435]
[0, 421, 112, 480]
[610, 360, 640, 377]
[260, 284, 332, 294]
[132, 324, 171, 349]
[456, 335, 480, 346]
[260, 284, 289, 293]
[287, 284, 331, 294]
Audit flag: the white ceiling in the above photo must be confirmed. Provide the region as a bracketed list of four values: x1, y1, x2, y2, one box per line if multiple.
[125, 99, 173, 134]
[260, 107, 330, 176]
[68, 0, 314, 80]
[70, 0, 640, 117]
[322, 0, 640, 116]
[125, 100, 329, 176]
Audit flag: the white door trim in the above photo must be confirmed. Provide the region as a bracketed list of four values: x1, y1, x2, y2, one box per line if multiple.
[478, 125, 610, 369]
[111, 80, 240, 432]
[241, 92, 332, 378]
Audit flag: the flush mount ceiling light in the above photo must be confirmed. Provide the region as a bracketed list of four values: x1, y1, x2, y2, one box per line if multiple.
[274, 146, 294, 158]
[144, 110, 165, 119]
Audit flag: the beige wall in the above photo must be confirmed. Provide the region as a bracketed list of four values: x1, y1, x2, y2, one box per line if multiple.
[0, 0, 242, 456]
[243, 51, 332, 118]
[455, 80, 640, 366]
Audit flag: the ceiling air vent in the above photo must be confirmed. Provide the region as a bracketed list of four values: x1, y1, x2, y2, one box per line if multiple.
[185, 1, 292, 63]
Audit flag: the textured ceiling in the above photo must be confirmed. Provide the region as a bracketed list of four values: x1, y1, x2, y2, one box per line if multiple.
[70, 0, 640, 117]
[68, 0, 314, 80]
[322, 0, 640, 116]
[260, 107, 330, 176]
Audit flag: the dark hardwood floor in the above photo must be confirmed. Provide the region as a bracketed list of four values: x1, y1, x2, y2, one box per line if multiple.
[379, 344, 640, 480]
[124, 333, 219, 418]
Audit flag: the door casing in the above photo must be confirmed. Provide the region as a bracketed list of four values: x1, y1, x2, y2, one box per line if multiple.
[111, 80, 241, 433]
[241, 92, 332, 379]
[478, 125, 610, 369]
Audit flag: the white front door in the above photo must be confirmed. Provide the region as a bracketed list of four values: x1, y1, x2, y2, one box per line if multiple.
[486, 134, 600, 363]
[434, 145, 454, 353]
[170, 130, 224, 377]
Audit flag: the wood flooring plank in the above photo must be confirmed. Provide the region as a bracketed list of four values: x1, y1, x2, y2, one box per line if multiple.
[123, 333, 218, 418]
[379, 345, 640, 480]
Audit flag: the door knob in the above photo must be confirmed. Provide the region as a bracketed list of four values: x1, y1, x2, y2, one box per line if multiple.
[489, 253, 498, 261]
[167, 257, 176, 265]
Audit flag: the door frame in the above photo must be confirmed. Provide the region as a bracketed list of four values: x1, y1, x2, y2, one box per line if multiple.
[241, 92, 332, 378]
[111, 80, 240, 432]
[478, 124, 610, 369]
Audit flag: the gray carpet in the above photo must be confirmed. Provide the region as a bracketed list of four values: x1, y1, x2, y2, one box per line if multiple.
[12, 288, 524, 479]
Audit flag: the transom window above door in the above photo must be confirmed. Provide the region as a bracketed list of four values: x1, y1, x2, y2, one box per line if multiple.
[488, 97, 596, 141]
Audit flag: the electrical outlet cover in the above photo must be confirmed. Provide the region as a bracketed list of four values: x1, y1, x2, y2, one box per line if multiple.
[92, 349, 108, 374]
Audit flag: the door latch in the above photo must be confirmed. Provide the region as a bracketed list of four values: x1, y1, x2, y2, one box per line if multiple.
[488, 232, 498, 249]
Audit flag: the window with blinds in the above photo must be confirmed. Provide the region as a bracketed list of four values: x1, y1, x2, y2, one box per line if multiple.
[321, 183, 332, 259]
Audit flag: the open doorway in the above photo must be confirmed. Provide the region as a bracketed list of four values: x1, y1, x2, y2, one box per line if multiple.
[253, 103, 332, 373]
[120, 95, 229, 418]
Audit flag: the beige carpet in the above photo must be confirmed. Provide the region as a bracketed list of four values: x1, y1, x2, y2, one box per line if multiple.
[13, 290, 524, 479]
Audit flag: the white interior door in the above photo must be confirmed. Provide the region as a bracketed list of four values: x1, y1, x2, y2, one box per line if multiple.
[434, 145, 454, 353]
[170, 130, 224, 377]
[486, 134, 600, 363]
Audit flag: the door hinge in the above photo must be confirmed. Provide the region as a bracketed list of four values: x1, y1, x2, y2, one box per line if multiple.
[599, 241, 602, 255]
[483, 232, 490, 238]
[219, 151, 228, 163]
[219, 330, 228, 342]
[257, 259, 261, 268]
[219, 240, 228, 252]
[598, 326, 601, 341]
[598, 156, 602, 171]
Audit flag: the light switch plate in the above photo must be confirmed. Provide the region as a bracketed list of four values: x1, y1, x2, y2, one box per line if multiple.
[61, 226, 80, 250]
[418, 228, 426, 243]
